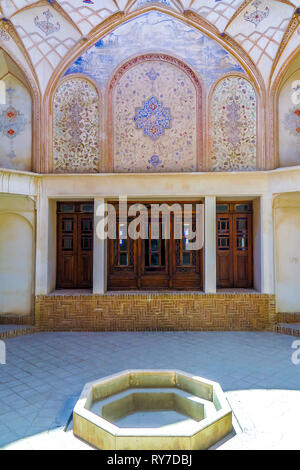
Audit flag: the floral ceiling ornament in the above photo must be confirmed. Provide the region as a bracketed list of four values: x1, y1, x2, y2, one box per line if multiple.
[133, 96, 172, 141]
[34, 10, 61, 36]
[0, 28, 10, 42]
[244, 0, 269, 27]
[146, 68, 160, 81]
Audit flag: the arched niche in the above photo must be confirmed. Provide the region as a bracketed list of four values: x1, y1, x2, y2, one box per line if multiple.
[209, 75, 257, 171]
[109, 54, 203, 172]
[0, 212, 33, 315]
[277, 52, 300, 168]
[0, 49, 32, 171]
[53, 76, 100, 173]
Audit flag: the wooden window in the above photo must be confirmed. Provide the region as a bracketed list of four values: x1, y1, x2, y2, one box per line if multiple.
[107, 202, 203, 291]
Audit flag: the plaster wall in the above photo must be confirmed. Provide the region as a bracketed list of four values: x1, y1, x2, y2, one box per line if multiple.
[0, 195, 34, 315]
[275, 193, 300, 312]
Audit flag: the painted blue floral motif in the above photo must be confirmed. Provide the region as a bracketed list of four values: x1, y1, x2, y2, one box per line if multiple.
[244, 0, 269, 28]
[137, 0, 171, 5]
[134, 96, 171, 141]
[34, 10, 61, 36]
[0, 105, 26, 140]
[148, 155, 162, 167]
[65, 12, 244, 88]
[146, 68, 159, 81]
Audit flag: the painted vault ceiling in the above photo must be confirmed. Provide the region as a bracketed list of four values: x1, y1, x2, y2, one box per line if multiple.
[0, 0, 299, 94]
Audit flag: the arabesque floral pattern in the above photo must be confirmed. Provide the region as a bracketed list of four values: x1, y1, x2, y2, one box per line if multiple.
[113, 60, 198, 172]
[210, 76, 257, 171]
[53, 78, 100, 173]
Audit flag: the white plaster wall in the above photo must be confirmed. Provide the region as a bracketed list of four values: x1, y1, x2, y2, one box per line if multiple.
[253, 198, 262, 292]
[0, 196, 34, 315]
[275, 194, 300, 312]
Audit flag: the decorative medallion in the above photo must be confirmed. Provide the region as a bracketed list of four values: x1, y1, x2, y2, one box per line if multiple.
[34, 10, 61, 36]
[0, 87, 27, 164]
[244, 0, 269, 27]
[284, 107, 300, 137]
[133, 96, 171, 141]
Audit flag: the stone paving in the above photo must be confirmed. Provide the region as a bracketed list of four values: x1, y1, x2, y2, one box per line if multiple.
[0, 331, 299, 450]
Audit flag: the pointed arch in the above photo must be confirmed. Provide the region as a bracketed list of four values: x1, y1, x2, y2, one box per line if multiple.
[107, 52, 203, 172]
[271, 47, 300, 168]
[51, 74, 101, 173]
[208, 73, 258, 171]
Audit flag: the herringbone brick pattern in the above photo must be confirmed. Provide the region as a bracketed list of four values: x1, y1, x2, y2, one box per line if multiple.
[35, 293, 276, 332]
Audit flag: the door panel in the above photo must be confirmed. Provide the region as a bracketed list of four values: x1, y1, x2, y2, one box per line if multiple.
[233, 213, 252, 288]
[57, 214, 77, 288]
[140, 217, 170, 289]
[77, 215, 93, 288]
[108, 218, 138, 290]
[216, 215, 233, 287]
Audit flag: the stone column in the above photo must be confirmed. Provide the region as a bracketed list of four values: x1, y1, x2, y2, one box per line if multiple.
[204, 196, 217, 293]
[260, 194, 275, 294]
[93, 198, 107, 294]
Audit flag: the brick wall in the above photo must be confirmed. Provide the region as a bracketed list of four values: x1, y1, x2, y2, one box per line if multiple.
[35, 293, 276, 332]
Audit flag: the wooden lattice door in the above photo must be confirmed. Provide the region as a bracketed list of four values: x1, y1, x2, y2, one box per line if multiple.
[216, 202, 253, 289]
[57, 202, 94, 289]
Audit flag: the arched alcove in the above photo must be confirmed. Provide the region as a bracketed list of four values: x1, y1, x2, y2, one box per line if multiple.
[277, 52, 300, 168]
[53, 76, 100, 173]
[209, 75, 257, 171]
[0, 49, 32, 171]
[0, 212, 33, 315]
[109, 54, 202, 172]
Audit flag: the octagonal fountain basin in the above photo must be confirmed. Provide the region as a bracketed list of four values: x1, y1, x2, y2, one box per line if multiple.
[73, 370, 232, 450]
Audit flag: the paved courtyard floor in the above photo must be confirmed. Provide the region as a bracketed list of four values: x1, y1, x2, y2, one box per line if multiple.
[0, 331, 299, 450]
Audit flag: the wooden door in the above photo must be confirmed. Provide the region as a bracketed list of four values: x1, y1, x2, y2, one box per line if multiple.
[216, 202, 253, 288]
[57, 202, 93, 289]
